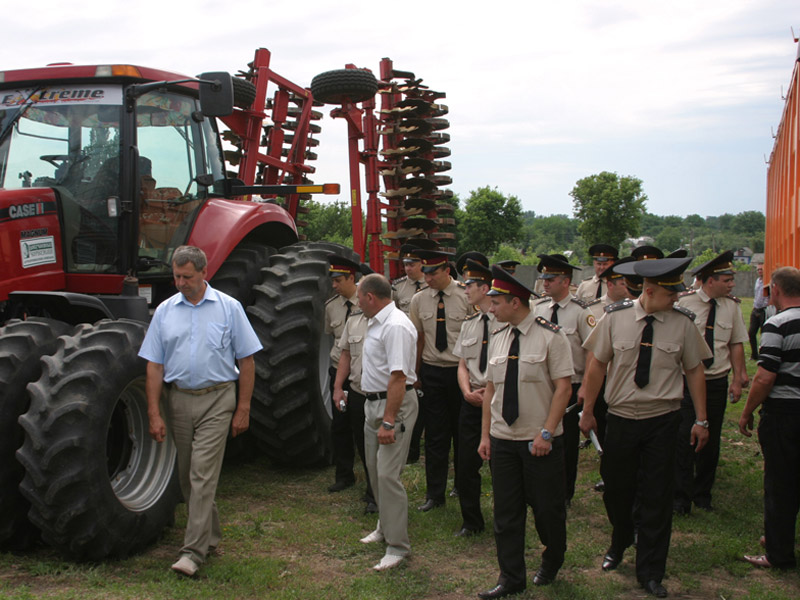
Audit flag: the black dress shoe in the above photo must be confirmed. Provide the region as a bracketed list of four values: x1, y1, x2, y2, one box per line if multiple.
[694, 502, 714, 512]
[673, 503, 690, 516]
[327, 480, 354, 493]
[364, 501, 378, 514]
[477, 583, 525, 599]
[532, 567, 556, 586]
[602, 548, 623, 571]
[641, 579, 668, 598]
[455, 527, 483, 537]
[594, 480, 605, 492]
[449, 488, 459, 497]
[417, 498, 444, 512]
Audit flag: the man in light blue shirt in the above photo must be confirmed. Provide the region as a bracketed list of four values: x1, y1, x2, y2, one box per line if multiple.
[140, 245, 262, 577]
[749, 264, 769, 360]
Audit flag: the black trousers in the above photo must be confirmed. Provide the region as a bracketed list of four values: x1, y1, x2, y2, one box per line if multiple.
[329, 369, 374, 502]
[759, 411, 800, 568]
[563, 383, 580, 502]
[594, 380, 608, 447]
[674, 376, 728, 510]
[457, 398, 485, 531]
[490, 436, 566, 589]
[601, 411, 680, 585]
[420, 363, 462, 502]
[749, 307, 766, 359]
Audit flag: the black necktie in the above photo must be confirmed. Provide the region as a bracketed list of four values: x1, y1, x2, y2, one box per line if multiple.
[634, 315, 656, 388]
[703, 298, 716, 368]
[502, 328, 521, 425]
[415, 280, 421, 291]
[435, 291, 447, 352]
[479, 313, 489, 372]
[345, 300, 352, 321]
[550, 303, 559, 325]
[596, 280, 602, 299]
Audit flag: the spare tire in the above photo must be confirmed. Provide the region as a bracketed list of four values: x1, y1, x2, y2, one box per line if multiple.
[310, 69, 378, 105]
[0, 318, 73, 550]
[233, 77, 257, 109]
[17, 319, 180, 560]
[247, 241, 361, 466]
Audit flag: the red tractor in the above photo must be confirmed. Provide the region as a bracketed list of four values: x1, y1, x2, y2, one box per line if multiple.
[0, 48, 452, 560]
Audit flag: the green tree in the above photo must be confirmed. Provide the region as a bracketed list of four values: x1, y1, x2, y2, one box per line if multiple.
[570, 171, 647, 248]
[457, 186, 523, 255]
[655, 226, 683, 253]
[302, 199, 355, 247]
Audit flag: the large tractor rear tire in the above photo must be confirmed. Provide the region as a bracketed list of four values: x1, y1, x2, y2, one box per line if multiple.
[310, 69, 379, 105]
[0, 318, 73, 550]
[247, 241, 361, 466]
[210, 241, 274, 462]
[17, 320, 180, 560]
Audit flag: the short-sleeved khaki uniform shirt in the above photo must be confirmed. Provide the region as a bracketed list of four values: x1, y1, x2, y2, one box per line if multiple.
[677, 288, 748, 379]
[583, 297, 711, 420]
[337, 310, 368, 394]
[532, 294, 595, 383]
[393, 275, 427, 315]
[409, 277, 474, 367]
[453, 310, 496, 390]
[487, 311, 575, 440]
[325, 292, 358, 367]
[576, 274, 606, 301]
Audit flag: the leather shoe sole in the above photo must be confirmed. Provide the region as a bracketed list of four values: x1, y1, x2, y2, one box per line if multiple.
[743, 554, 772, 568]
[477, 583, 525, 599]
[641, 579, 668, 597]
[417, 498, 444, 512]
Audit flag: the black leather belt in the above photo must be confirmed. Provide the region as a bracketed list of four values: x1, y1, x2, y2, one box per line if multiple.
[173, 381, 234, 396]
[365, 385, 414, 401]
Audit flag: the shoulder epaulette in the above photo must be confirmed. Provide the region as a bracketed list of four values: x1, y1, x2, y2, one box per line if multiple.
[535, 297, 550, 305]
[350, 308, 364, 317]
[673, 305, 696, 319]
[571, 297, 589, 309]
[585, 298, 603, 307]
[325, 295, 338, 306]
[392, 275, 408, 284]
[492, 323, 510, 335]
[531, 291, 542, 299]
[456, 280, 466, 289]
[727, 294, 742, 304]
[465, 312, 481, 321]
[678, 289, 697, 298]
[604, 298, 634, 313]
[535, 316, 561, 332]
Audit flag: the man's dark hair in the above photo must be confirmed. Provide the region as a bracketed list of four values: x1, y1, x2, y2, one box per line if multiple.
[172, 246, 207, 271]
[771, 267, 800, 297]
[359, 273, 393, 299]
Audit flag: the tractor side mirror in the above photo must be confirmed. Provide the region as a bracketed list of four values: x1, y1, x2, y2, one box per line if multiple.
[198, 72, 234, 117]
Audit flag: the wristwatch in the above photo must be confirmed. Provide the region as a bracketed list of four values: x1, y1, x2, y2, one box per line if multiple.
[381, 421, 395, 430]
[694, 419, 709, 429]
[540, 428, 552, 442]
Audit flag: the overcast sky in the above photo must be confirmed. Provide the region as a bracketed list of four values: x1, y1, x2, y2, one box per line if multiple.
[4, 0, 797, 217]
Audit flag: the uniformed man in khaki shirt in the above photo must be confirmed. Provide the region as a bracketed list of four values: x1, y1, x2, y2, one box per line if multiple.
[452, 257, 493, 537]
[476, 266, 573, 599]
[579, 257, 711, 599]
[533, 253, 595, 505]
[409, 249, 474, 511]
[576, 243, 619, 301]
[674, 251, 749, 515]
[325, 256, 374, 510]
[393, 243, 429, 315]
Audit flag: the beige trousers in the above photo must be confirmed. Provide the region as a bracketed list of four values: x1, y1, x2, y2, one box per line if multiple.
[168, 382, 235, 564]
[364, 389, 419, 557]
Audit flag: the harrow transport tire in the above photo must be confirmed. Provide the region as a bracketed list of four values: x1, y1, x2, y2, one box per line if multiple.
[232, 76, 257, 109]
[210, 242, 275, 462]
[0, 318, 73, 550]
[310, 69, 379, 105]
[17, 320, 180, 560]
[247, 241, 360, 466]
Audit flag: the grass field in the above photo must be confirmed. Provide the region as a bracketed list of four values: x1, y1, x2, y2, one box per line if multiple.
[2, 298, 800, 599]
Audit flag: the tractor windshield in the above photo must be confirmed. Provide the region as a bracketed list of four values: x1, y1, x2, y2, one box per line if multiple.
[0, 85, 124, 272]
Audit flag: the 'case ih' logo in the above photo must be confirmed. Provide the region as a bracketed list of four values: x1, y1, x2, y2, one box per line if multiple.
[0, 201, 57, 223]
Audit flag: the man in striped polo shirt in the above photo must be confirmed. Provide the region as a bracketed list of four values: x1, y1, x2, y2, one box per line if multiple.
[739, 266, 800, 570]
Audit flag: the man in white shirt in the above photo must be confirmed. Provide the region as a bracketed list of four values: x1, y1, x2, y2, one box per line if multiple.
[356, 273, 419, 571]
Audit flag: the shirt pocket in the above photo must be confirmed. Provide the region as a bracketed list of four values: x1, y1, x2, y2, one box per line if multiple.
[714, 319, 733, 345]
[460, 336, 480, 359]
[206, 322, 231, 350]
[653, 341, 681, 369]
[612, 340, 637, 367]
[489, 355, 508, 384]
[347, 334, 364, 358]
[519, 353, 547, 382]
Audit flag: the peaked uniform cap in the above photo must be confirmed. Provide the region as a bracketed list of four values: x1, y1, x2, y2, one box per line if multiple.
[588, 244, 619, 262]
[631, 245, 664, 260]
[462, 258, 492, 285]
[328, 254, 360, 277]
[416, 249, 454, 273]
[497, 259, 521, 274]
[691, 250, 735, 277]
[487, 264, 533, 300]
[613, 257, 692, 292]
[456, 251, 489, 275]
[537, 253, 577, 279]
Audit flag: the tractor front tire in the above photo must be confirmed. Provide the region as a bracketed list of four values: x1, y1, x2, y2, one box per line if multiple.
[247, 241, 361, 466]
[17, 320, 180, 560]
